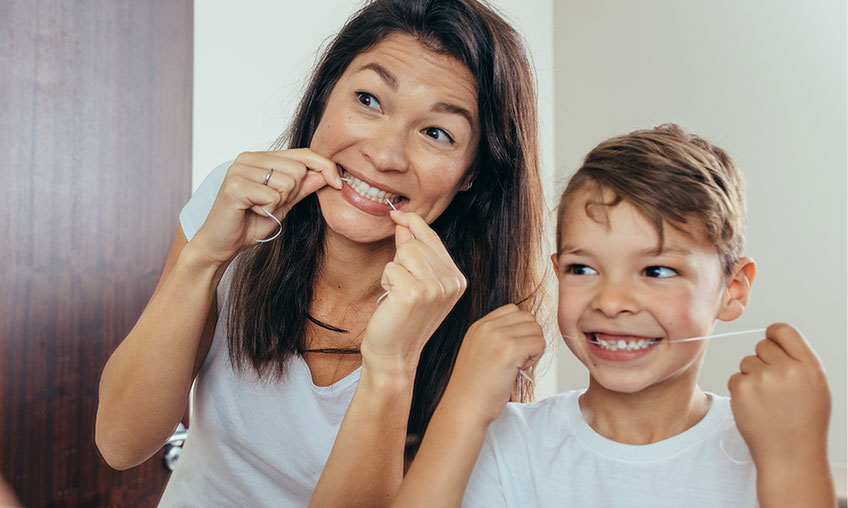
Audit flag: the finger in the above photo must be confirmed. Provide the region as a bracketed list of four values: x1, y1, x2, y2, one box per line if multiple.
[481, 304, 521, 320]
[389, 211, 451, 259]
[379, 261, 419, 302]
[223, 175, 284, 212]
[395, 224, 414, 248]
[512, 335, 547, 369]
[727, 372, 743, 393]
[234, 150, 341, 191]
[230, 157, 312, 209]
[764, 322, 816, 363]
[739, 354, 767, 375]
[754, 338, 785, 365]
[394, 240, 442, 283]
[265, 148, 342, 189]
[287, 171, 333, 208]
[487, 311, 540, 331]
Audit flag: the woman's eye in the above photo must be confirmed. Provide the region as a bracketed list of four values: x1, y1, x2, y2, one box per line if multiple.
[423, 127, 454, 144]
[565, 264, 598, 276]
[644, 266, 678, 278]
[356, 92, 381, 111]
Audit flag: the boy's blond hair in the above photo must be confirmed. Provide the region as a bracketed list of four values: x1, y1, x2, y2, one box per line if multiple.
[557, 124, 746, 274]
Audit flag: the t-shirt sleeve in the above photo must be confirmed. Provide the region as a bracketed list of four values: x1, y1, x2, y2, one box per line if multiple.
[461, 434, 508, 508]
[179, 160, 232, 241]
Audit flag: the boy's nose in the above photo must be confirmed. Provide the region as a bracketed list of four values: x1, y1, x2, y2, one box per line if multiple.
[590, 280, 640, 317]
[361, 120, 410, 173]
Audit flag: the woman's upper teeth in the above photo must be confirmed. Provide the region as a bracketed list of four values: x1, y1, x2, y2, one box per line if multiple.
[343, 170, 401, 203]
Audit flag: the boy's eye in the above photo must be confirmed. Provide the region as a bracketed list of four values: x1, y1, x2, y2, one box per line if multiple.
[643, 266, 678, 278]
[565, 264, 598, 276]
[356, 91, 381, 111]
[423, 127, 455, 144]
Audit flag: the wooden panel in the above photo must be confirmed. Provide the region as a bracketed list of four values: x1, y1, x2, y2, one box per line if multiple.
[0, 1, 193, 506]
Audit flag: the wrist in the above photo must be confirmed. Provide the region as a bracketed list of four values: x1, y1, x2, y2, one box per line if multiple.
[359, 360, 417, 395]
[437, 386, 498, 431]
[178, 242, 229, 284]
[360, 346, 420, 385]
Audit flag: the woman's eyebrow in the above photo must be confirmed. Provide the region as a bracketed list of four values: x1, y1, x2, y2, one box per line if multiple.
[356, 62, 475, 127]
[357, 63, 398, 90]
[431, 102, 474, 128]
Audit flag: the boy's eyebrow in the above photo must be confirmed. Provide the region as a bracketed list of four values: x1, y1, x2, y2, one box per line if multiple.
[558, 245, 694, 257]
[636, 246, 694, 257]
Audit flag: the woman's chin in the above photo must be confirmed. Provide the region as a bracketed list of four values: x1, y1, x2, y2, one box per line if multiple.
[318, 193, 396, 245]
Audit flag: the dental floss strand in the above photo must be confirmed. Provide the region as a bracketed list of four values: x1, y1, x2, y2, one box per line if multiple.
[375, 198, 398, 303]
[255, 207, 283, 243]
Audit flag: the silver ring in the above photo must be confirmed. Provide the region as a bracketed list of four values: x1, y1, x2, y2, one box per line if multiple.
[263, 168, 274, 186]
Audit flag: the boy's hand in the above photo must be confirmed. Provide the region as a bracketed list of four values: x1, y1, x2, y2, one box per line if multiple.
[728, 322, 835, 507]
[439, 304, 546, 428]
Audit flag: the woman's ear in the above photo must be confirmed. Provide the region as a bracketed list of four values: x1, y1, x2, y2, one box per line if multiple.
[717, 257, 757, 322]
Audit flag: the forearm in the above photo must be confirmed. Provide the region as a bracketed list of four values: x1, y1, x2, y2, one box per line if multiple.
[95, 245, 224, 469]
[310, 364, 416, 508]
[755, 448, 836, 508]
[392, 394, 489, 508]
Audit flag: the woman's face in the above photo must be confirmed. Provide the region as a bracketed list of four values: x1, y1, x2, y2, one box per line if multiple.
[310, 33, 480, 244]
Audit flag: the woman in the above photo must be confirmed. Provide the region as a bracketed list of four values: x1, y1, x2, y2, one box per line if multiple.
[95, 0, 545, 506]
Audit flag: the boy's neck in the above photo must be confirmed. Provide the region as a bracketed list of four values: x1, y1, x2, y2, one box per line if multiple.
[578, 375, 711, 445]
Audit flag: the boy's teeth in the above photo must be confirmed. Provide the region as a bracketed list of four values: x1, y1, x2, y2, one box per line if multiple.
[342, 170, 401, 204]
[592, 335, 659, 351]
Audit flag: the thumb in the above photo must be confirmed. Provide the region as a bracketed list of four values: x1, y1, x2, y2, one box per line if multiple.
[289, 172, 329, 207]
[395, 224, 413, 248]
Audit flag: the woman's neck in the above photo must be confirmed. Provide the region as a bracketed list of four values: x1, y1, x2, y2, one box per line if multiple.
[311, 228, 396, 320]
[578, 374, 710, 445]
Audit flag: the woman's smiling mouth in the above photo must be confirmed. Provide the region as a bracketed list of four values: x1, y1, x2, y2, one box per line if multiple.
[339, 167, 405, 205]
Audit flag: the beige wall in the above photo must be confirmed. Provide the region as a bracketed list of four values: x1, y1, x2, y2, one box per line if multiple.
[553, 0, 847, 476]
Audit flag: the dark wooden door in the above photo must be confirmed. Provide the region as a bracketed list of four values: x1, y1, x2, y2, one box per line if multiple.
[0, 1, 193, 506]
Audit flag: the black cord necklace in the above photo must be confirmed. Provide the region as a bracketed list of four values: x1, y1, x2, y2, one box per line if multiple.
[304, 313, 360, 355]
[306, 313, 349, 334]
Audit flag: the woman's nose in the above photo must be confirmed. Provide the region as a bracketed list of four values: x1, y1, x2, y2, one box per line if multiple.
[361, 119, 410, 172]
[590, 279, 640, 317]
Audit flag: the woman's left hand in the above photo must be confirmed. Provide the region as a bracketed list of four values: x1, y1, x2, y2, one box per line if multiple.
[360, 210, 467, 378]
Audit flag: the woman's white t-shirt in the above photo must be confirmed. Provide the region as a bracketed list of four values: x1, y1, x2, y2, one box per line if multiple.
[158, 161, 361, 507]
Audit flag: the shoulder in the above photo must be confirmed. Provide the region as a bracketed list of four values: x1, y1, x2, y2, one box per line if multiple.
[179, 160, 233, 241]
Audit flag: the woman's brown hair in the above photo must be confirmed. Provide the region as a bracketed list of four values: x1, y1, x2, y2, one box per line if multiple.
[228, 0, 545, 453]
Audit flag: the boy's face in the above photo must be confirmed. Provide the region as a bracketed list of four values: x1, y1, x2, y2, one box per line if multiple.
[553, 187, 735, 395]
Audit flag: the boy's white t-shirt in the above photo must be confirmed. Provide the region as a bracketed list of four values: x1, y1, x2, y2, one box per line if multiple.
[462, 390, 758, 508]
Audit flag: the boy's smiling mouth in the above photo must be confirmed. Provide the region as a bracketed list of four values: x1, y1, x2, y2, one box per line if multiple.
[586, 332, 662, 352]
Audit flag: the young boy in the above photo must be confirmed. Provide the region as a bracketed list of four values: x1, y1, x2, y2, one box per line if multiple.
[392, 124, 835, 507]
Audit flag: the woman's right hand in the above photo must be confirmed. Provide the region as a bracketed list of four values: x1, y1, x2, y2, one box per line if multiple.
[191, 149, 341, 265]
[440, 304, 546, 427]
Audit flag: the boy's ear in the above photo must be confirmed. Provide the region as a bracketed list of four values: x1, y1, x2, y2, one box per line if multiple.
[550, 253, 560, 277]
[717, 257, 757, 322]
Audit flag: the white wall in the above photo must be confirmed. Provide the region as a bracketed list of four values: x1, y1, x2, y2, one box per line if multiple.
[195, 0, 846, 485]
[553, 0, 847, 478]
[193, 0, 558, 397]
